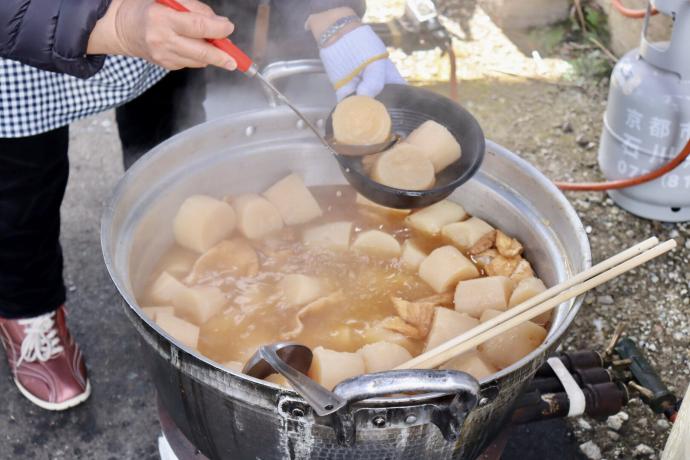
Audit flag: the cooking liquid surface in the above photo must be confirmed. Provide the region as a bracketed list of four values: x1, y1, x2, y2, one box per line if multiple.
[142, 186, 490, 365]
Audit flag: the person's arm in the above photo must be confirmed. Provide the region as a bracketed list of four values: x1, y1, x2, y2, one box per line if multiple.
[309, 0, 366, 17]
[0, 0, 238, 79]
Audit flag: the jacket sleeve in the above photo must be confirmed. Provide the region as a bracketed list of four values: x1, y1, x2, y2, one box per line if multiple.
[0, 0, 112, 78]
[309, 0, 366, 17]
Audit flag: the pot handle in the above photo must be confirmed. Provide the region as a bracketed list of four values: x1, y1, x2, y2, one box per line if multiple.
[328, 370, 480, 446]
[259, 59, 325, 107]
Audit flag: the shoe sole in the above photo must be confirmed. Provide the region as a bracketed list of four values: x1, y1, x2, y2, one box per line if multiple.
[14, 379, 91, 411]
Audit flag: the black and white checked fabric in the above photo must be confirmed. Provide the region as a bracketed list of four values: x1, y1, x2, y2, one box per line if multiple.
[0, 56, 168, 138]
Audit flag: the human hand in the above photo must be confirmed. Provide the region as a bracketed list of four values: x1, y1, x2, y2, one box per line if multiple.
[88, 0, 237, 71]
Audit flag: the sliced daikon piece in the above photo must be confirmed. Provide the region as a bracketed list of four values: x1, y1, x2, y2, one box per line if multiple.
[265, 373, 291, 388]
[391, 296, 435, 337]
[148, 271, 187, 305]
[371, 144, 436, 191]
[332, 95, 392, 145]
[478, 309, 547, 369]
[355, 193, 411, 217]
[302, 221, 352, 251]
[400, 240, 428, 270]
[173, 195, 236, 253]
[278, 274, 322, 307]
[454, 276, 514, 318]
[156, 313, 200, 349]
[510, 258, 535, 283]
[405, 120, 461, 173]
[509, 277, 551, 325]
[158, 247, 197, 278]
[232, 193, 284, 240]
[358, 342, 413, 373]
[186, 238, 259, 283]
[441, 217, 496, 255]
[425, 307, 479, 351]
[495, 230, 523, 257]
[405, 200, 467, 236]
[352, 230, 401, 257]
[419, 246, 480, 293]
[173, 285, 227, 325]
[142, 306, 175, 321]
[222, 361, 244, 372]
[263, 174, 323, 225]
[309, 346, 366, 390]
[443, 349, 498, 380]
[485, 254, 520, 277]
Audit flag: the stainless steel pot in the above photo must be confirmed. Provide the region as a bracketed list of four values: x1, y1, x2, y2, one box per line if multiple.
[101, 66, 590, 459]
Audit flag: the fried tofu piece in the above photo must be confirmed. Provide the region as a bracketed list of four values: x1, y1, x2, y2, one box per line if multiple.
[186, 239, 259, 283]
[282, 291, 345, 339]
[474, 248, 499, 269]
[495, 230, 523, 258]
[510, 258, 536, 283]
[381, 316, 424, 340]
[485, 254, 520, 278]
[391, 296, 435, 337]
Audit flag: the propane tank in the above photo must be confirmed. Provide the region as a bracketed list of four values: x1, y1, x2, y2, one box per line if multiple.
[598, 0, 690, 222]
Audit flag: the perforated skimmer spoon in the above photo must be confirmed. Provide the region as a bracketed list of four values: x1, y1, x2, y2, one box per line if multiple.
[157, 0, 486, 209]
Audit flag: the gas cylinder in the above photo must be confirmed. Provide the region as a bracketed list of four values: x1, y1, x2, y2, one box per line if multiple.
[598, 0, 690, 222]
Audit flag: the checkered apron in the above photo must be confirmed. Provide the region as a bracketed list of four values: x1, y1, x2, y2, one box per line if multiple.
[0, 56, 168, 138]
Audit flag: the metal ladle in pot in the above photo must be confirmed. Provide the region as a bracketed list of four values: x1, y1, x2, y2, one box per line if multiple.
[157, 0, 486, 210]
[243, 342, 347, 416]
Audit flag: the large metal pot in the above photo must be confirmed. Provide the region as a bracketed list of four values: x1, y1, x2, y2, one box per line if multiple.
[102, 81, 590, 459]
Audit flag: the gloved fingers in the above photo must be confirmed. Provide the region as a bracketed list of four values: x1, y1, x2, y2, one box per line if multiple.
[336, 77, 360, 101]
[385, 60, 407, 85]
[356, 59, 387, 98]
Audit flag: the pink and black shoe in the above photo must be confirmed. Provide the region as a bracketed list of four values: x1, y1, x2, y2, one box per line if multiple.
[0, 306, 90, 410]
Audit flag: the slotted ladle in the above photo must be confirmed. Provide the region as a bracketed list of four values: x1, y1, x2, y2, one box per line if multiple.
[157, 0, 485, 209]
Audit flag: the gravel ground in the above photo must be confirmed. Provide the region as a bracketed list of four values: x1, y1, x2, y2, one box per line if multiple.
[1, 1, 687, 459]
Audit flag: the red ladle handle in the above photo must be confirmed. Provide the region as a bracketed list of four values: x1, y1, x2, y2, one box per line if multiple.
[155, 0, 255, 73]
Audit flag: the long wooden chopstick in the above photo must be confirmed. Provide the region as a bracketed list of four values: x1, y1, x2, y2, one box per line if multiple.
[397, 238, 674, 370]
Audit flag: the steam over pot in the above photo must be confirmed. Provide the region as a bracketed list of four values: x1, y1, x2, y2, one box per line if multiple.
[102, 88, 590, 459]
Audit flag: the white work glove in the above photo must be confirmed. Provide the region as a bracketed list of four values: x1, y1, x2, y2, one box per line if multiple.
[319, 25, 406, 101]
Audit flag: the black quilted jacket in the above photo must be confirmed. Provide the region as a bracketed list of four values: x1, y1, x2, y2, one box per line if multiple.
[0, 0, 365, 79]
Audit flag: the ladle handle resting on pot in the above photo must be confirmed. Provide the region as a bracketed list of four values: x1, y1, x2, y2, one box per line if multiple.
[155, 0, 255, 74]
[259, 346, 348, 417]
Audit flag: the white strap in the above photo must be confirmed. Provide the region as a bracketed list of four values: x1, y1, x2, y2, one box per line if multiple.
[547, 357, 587, 417]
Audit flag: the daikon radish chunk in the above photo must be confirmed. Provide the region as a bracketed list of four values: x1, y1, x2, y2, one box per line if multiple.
[510, 258, 535, 283]
[309, 346, 366, 390]
[148, 272, 187, 305]
[358, 342, 413, 373]
[278, 274, 322, 307]
[443, 350, 498, 380]
[405, 200, 467, 236]
[142, 306, 175, 321]
[509, 277, 551, 325]
[158, 247, 197, 278]
[425, 307, 479, 351]
[156, 313, 199, 349]
[405, 120, 462, 173]
[441, 217, 496, 254]
[173, 285, 227, 325]
[454, 276, 514, 318]
[332, 95, 392, 146]
[419, 246, 480, 293]
[495, 230, 523, 258]
[263, 174, 323, 225]
[302, 221, 352, 251]
[186, 239, 259, 283]
[265, 373, 291, 388]
[478, 309, 547, 369]
[485, 254, 520, 277]
[223, 361, 243, 372]
[232, 194, 284, 240]
[352, 230, 401, 257]
[400, 240, 427, 270]
[355, 193, 411, 217]
[173, 195, 236, 253]
[371, 144, 436, 191]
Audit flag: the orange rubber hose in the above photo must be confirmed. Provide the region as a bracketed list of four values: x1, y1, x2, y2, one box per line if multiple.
[555, 138, 690, 191]
[611, 0, 658, 18]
